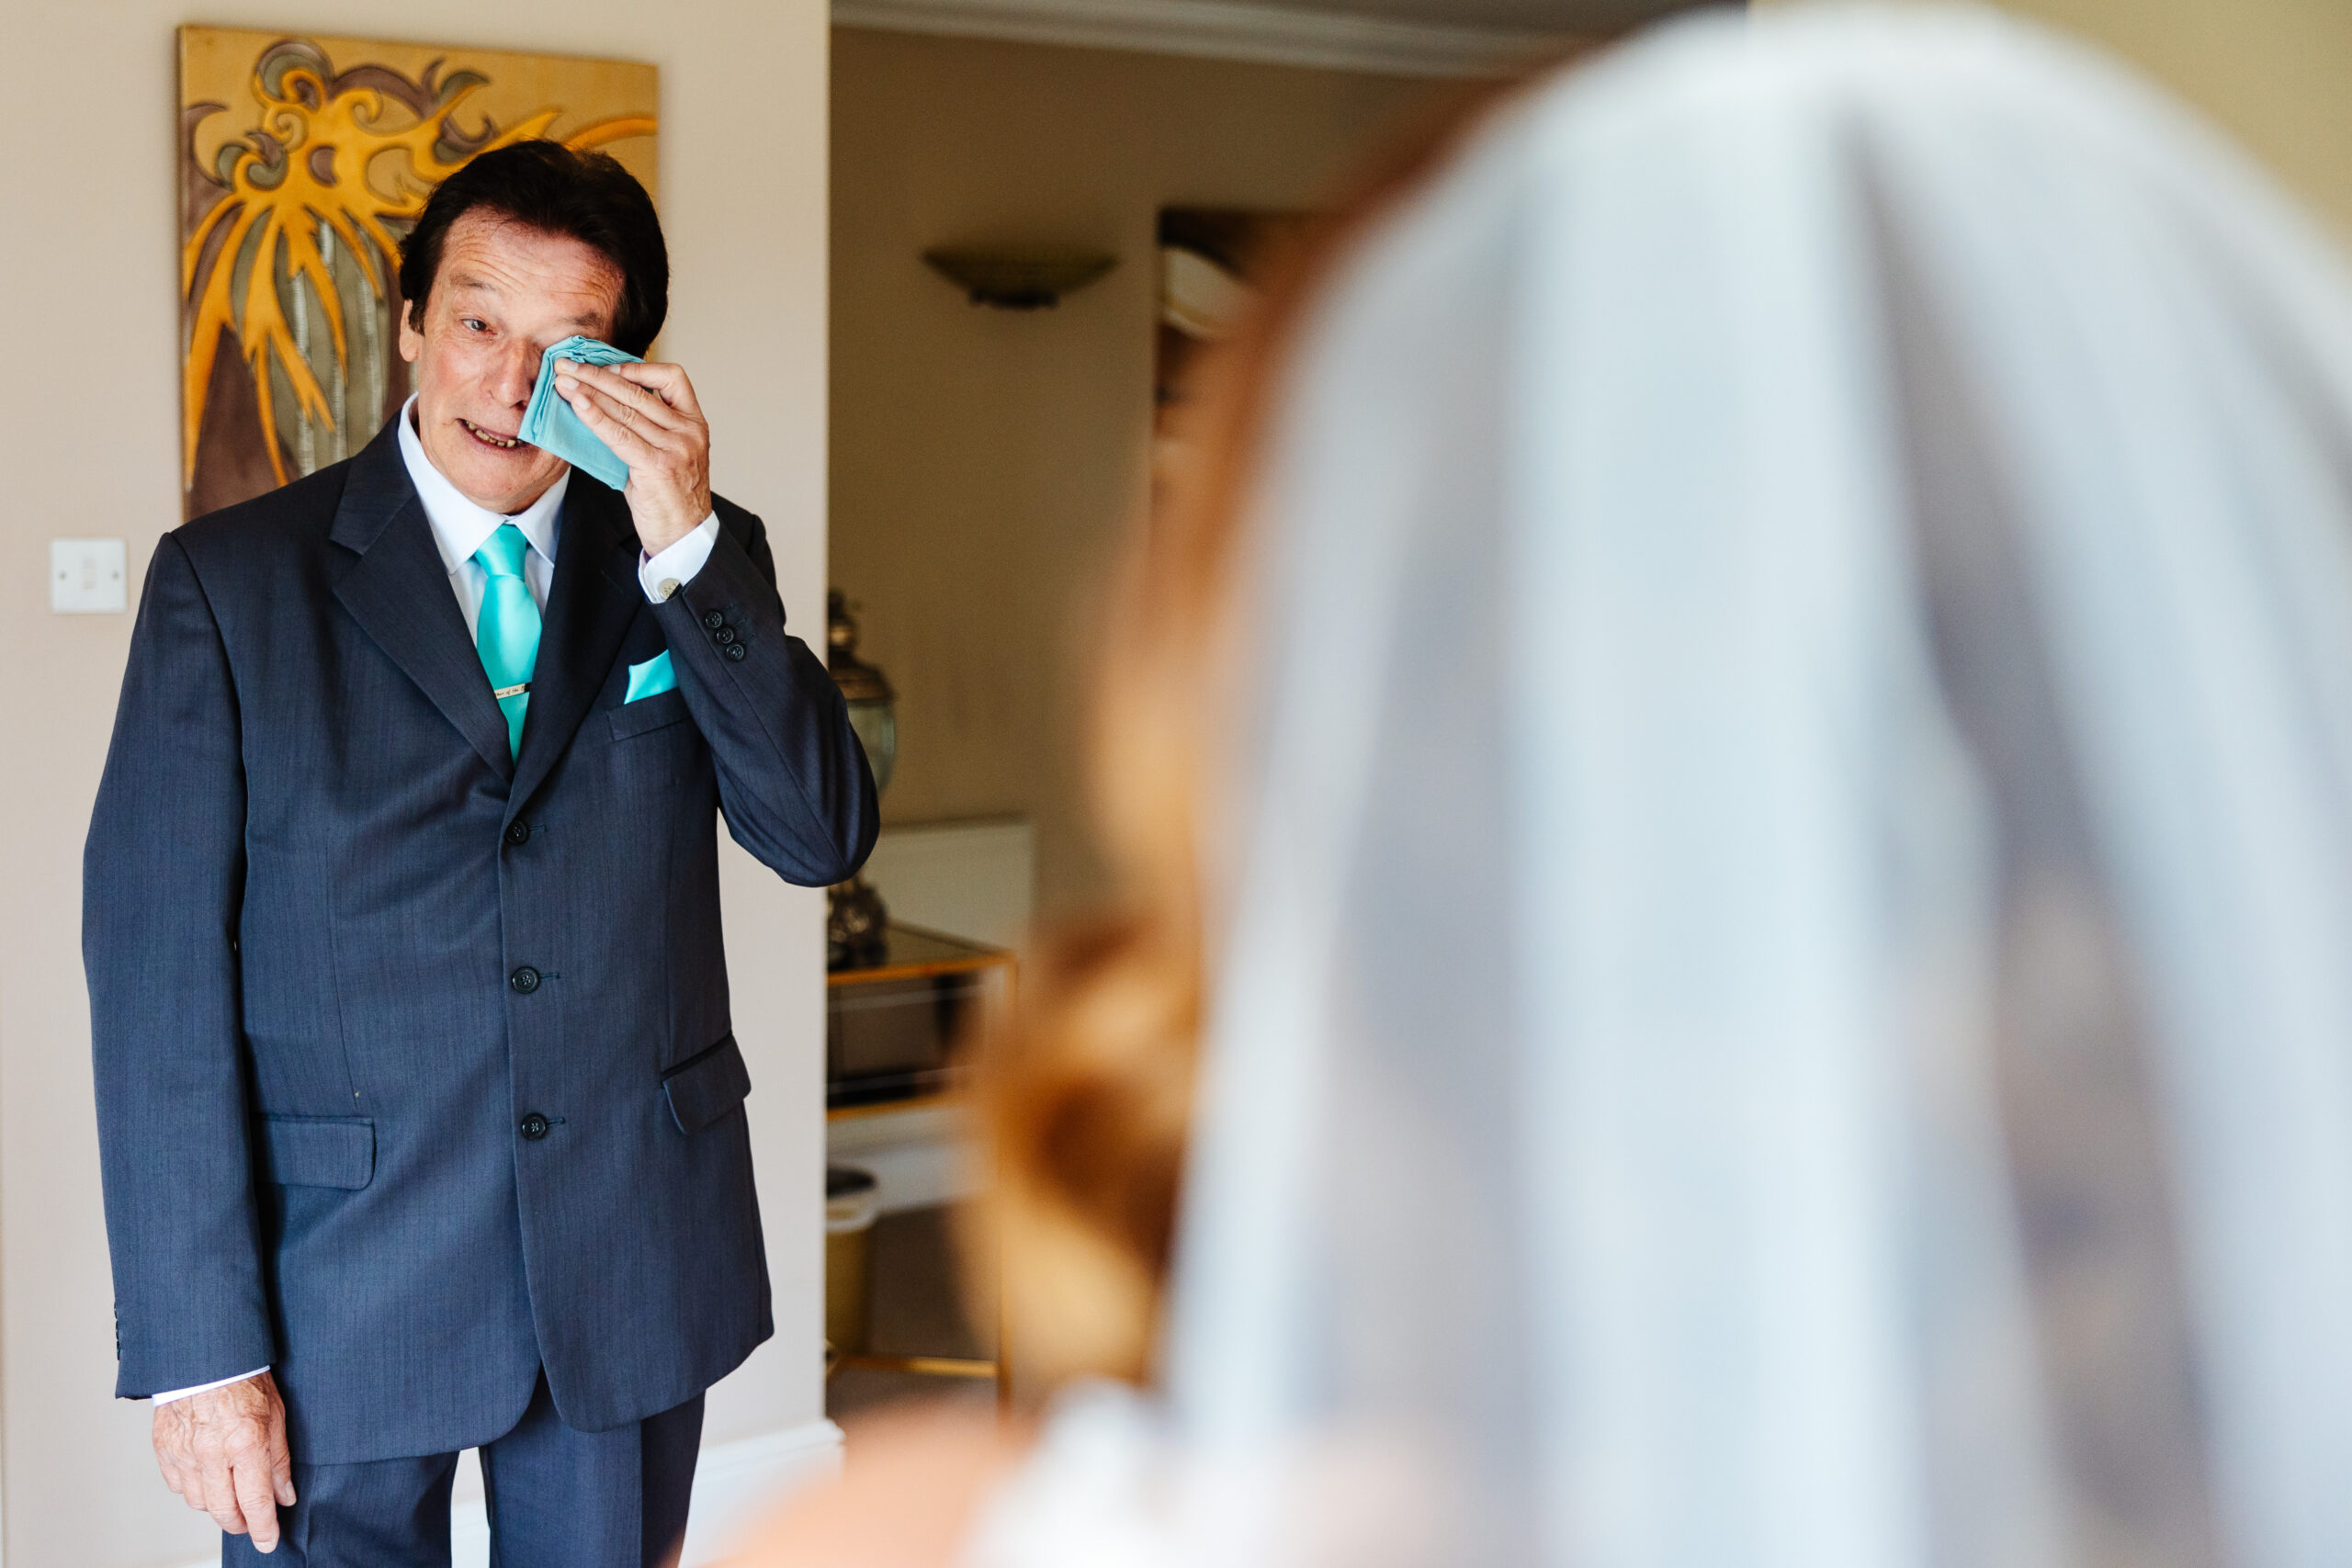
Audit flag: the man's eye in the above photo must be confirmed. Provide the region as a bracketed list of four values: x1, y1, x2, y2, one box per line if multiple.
[461, 319, 489, 333]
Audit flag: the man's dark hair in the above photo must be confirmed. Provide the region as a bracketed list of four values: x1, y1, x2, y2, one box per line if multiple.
[399, 141, 668, 355]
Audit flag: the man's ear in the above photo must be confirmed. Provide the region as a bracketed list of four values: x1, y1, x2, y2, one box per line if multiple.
[397, 299, 423, 365]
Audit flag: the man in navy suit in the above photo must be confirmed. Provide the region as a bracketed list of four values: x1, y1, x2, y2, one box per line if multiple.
[85, 141, 876, 1565]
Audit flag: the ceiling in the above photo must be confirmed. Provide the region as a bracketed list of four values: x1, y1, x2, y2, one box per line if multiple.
[1182, 0, 1713, 33]
[828, 0, 1726, 74]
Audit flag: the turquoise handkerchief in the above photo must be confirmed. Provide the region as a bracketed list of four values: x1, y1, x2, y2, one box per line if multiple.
[625, 650, 677, 703]
[519, 335, 640, 492]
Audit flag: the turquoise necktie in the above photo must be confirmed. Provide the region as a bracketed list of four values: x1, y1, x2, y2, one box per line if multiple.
[474, 523, 542, 758]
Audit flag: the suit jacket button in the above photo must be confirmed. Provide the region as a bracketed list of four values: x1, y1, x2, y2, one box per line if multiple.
[724, 642, 748, 662]
[711, 626, 737, 646]
[519, 1112, 550, 1141]
[504, 820, 531, 848]
[509, 965, 541, 994]
[702, 610, 726, 630]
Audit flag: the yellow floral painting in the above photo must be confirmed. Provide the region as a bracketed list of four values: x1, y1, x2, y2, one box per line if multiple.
[179, 28, 657, 517]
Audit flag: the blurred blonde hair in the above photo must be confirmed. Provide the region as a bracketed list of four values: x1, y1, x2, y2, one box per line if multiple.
[968, 73, 1555, 1390]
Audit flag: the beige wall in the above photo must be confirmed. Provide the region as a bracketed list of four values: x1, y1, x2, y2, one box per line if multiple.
[1998, 0, 2352, 237]
[0, 4, 830, 1563]
[830, 28, 1439, 919]
[1758, 0, 2352, 235]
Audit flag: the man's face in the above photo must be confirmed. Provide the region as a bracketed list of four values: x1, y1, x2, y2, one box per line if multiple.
[398, 211, 622, 514]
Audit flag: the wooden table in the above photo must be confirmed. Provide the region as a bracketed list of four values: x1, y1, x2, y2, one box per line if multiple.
[825, 924, 1015, 1402]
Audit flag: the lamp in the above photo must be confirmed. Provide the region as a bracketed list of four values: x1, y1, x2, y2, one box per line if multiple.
[828, 591, 896, 970]
[923, 248, 1117, 310]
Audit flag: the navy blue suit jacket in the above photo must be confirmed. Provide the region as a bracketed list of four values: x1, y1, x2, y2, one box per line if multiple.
[85, 419, 876, 1464]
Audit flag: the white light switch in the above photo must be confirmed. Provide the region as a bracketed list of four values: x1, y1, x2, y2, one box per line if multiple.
[51, 538, 127, 614]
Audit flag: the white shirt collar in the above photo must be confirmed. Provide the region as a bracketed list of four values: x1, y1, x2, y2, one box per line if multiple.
[396, 395, 568, 577]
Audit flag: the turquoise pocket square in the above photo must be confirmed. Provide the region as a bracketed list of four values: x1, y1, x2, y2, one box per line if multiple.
[519, 334, 640, 491]
[625, 651, 677, 703]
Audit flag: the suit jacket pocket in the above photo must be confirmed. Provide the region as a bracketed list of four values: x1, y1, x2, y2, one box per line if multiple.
[261, 1115, 376, 1190]
[662, 1032, 752, 1135]
[609, 686, 691, 740]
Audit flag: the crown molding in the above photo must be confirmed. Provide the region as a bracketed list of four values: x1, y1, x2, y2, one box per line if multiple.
[831, 0, 1582, 78]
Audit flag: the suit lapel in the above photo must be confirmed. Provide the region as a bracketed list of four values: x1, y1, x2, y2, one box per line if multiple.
[507, 477, 643, 817]
[330, 423, 515, 783]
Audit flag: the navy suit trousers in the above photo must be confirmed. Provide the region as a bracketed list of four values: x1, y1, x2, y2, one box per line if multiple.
[220, 1375, 705, 1568]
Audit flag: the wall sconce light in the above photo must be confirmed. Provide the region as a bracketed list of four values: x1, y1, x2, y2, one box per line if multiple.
[922, 248, 1117, 310]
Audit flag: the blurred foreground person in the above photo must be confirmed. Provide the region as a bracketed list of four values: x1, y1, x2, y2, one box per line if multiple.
[745, 6, 2352, 1565]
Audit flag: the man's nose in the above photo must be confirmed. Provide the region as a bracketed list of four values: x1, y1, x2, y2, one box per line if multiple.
[490, 342, 538, 407]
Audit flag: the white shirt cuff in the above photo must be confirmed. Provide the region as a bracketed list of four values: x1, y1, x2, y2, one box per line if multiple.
[639, 513, 720, 604]
[153, 1367, 268, 1404]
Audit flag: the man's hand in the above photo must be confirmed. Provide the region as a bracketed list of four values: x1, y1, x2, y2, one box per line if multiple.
[554, 358, 714, 556]
[153, 1371, 296, 1552]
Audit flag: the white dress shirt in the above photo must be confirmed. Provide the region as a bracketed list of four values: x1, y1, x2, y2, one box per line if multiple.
[152, 398, 718, 1405]
[391, 395, 721, 625]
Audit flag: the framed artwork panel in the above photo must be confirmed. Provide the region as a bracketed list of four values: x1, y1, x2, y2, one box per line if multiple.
[179, 27, 657, 517]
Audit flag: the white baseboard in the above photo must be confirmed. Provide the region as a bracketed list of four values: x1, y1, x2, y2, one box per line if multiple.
[174, 1418, 843, 1568]
[676, 1419, 845, 1565]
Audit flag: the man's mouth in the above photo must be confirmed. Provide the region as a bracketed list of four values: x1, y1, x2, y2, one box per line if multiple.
[459, 418, 525, 451]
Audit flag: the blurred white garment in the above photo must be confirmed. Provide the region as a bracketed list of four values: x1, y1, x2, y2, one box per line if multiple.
[965, 6, 2352, 1567]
